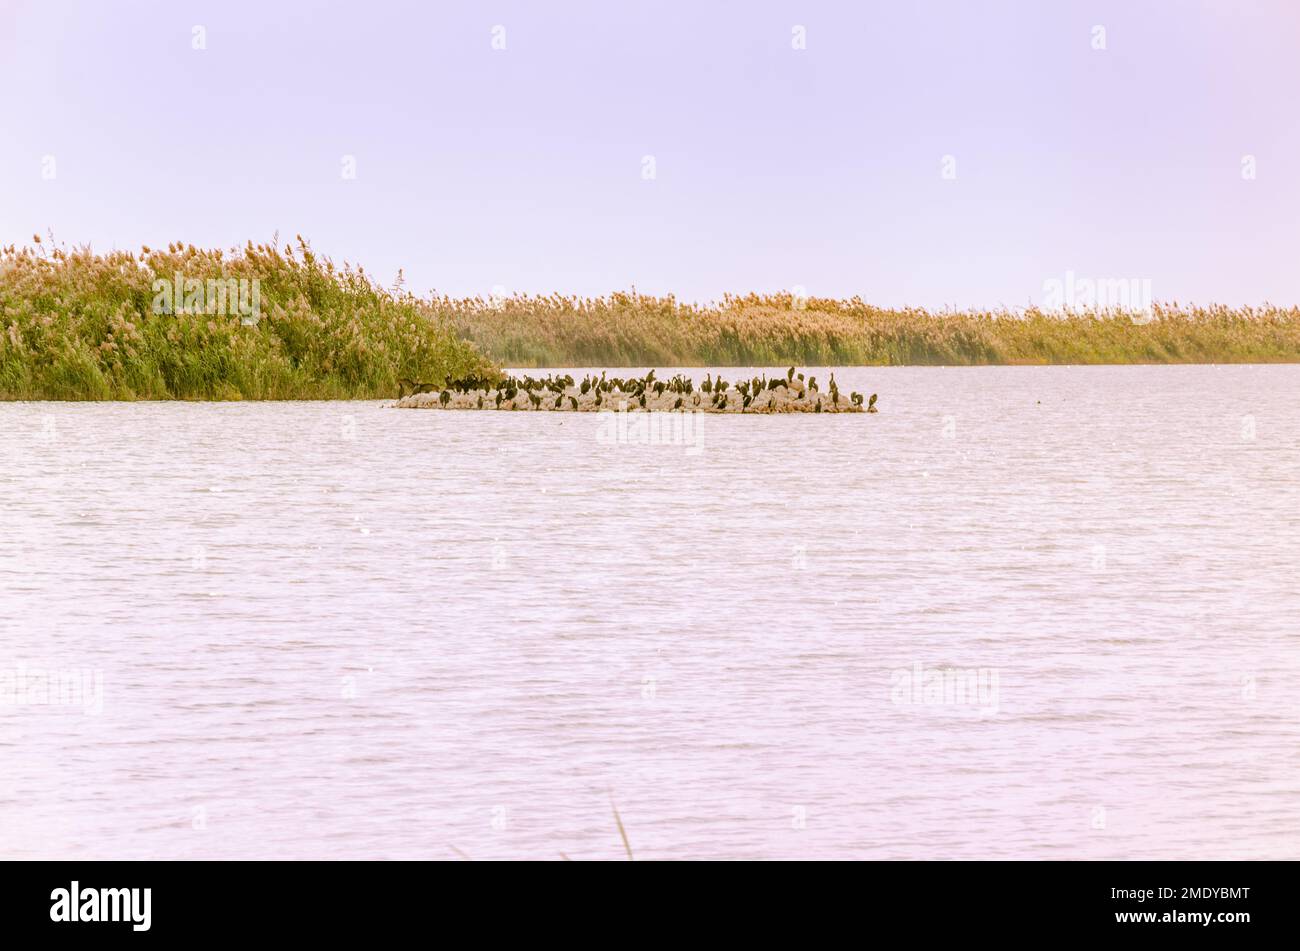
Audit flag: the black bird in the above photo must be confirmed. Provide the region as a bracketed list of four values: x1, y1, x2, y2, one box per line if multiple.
[439, 389, 452, 407]
[398, 377, 437, 400]
[702, 373, 713, 394]
[569, 396, 578, 410]
[674, 397, 683, 410]
[867, 393, 878, 413]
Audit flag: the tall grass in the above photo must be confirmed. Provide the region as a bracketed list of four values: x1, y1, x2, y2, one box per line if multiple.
[441, 291, 1300, 367]
[0, 236, 495, 400]
[5, 238, 1298, 402]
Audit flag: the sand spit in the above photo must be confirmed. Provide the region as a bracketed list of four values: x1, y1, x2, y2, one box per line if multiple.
[394, 385, 866, 413]
[392, 370, 876, 413]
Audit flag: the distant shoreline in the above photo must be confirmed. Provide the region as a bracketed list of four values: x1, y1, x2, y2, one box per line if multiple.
[4, 240, 1298, 400]
[449, 293, 1300, 369]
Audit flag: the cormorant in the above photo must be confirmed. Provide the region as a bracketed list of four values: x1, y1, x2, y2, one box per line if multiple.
[398, 377, 437, 400]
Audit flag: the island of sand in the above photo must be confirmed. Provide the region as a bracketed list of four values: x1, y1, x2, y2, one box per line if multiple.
[392, 370, 875, 414]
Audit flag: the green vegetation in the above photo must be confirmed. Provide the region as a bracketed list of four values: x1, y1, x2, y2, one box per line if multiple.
[4, 237, 1297, 401]
[0, 237, 494, 400]
[445, 292, 1300, 367]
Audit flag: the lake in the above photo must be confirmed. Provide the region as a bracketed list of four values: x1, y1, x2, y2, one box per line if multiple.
[2, 365, 1298, 859]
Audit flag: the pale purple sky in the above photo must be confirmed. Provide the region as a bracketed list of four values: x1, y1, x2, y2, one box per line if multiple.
[2, 0, 1297, 307]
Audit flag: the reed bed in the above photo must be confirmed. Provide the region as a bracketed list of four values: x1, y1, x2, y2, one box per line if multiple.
[0, 237, 493, 400]
[442, 292, 1300, 367]
[5, 237, 1298, 402]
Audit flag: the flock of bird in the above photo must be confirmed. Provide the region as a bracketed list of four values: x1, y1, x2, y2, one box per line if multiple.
[396, 367, 877, 413]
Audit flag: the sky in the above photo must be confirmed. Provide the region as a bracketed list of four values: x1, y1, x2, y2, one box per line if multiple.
[2, 0, 1297, 307]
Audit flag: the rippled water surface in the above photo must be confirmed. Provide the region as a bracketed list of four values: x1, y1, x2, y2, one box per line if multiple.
[3, 366, 1299, 860]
